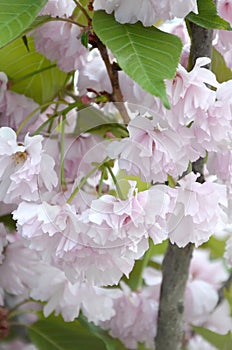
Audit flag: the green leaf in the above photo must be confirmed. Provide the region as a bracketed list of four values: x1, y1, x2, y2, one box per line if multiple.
[81, 32, 89, 48]
[29, 315, 107, 350]
[116, 170, 151, 198]
[22, 15, 51, 35]
[76, 105, 117, 134]
[0, 214, 16, 232]
[93, 11, 182, 109]
[0, 36, 67, 104]
[0, 0, 48, 48]
[149, 239, 168, 257]
[224, 284, 232, 317]
[187, 0, 231, 30]
[78, 314, 127, 350]
[201, 236, 226, 259]
[193, 326, 232, 350]
[212, 48, 232, 83]
[72, 0, 92, 26]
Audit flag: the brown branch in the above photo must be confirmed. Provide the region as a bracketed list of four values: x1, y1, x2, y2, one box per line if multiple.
[73, 0, 92, 25]
[155, 21, 214, 350]
[155, 242, 193, 350]
[188, 24, 213, 71]
[95, 38, 130, 124]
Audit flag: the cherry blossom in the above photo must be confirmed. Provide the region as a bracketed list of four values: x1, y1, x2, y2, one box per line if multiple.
[218, 0, 232, 23]
[1, 0, 232, 348]
[13, 180, 175, 286]
[100, 281, 160, 350]
[107, 115, 193, 182]
[30, 264, 122, 323]
[0, 127, 57, 204]
[93, 0, 198, 26]
[0, 237, 47, 298]
[0, 73, 39, 135]
[168, 173, 227, 247]
[39, 0, 75, 17]
[185, 249, 228, 325]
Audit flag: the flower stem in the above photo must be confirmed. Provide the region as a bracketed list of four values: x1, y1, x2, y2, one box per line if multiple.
[60, 115, 67, 190]
[67, 158, 108, 203]
[105, 164, 125, 199]
[98, 169, 105, 197]
[73, 0, 92, 25]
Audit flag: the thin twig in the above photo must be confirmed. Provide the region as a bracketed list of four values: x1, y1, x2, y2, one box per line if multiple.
[50, 16, 86, 28]
[73, 0, 92, 25]
[217, 271, 232, 305]
[96, 38, 130, 124]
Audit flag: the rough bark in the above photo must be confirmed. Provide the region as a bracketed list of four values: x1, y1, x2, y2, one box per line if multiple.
[155, 21, 214, 350]
[155, 242, 193, 350]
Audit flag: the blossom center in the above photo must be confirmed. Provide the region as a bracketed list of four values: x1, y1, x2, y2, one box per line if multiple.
[12, 151, 28, 164]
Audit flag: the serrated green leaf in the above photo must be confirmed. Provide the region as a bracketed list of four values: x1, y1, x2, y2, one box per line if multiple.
[212, 48, 232, 83]
[0, 36, 67, 104]
[193, 326, 232, 350]
[93, 11, 182, 109]
[29, 315, 106, 350]
[187, 0, 231, 30]
[0, 0, 48, 48]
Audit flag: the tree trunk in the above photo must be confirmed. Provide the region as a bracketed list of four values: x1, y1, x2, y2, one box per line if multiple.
[155, 20, 214, 350]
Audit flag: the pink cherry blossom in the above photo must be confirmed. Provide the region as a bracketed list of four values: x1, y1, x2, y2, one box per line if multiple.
[185, 249, 228, 325]
[13, 198, 147, 286]
[30, 264, 122, 323]
[168, 173, 227, 247]
[93, 0, 198, 26]
[213, 29, 232, 70]
[32, 21, 88, 73]
[0, 73, 39, 135]
[34, 1, 87, 73]
[39, 0, 75, 17]
[205, 300, 232, 334]
[207, 149, 232, 182]
[107, 115, 195, 182]
[218, 0, 232, 23]
[13, 180, 175, 286]
[0, 127, 57, 204]
[0, 238, 46, 297]
[100, 281, 160, 349]
[187, 336, 217, 350]
[166, 58, 219, 127]
[78, 49, 112, 96]
[63, 133, 108, 182]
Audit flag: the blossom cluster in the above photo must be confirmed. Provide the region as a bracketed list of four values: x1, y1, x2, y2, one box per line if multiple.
[1, 0, 232, 349]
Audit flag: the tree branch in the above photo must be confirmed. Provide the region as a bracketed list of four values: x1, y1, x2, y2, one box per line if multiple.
[95, 38, 130, 124]
[155, 242, 193, 350]
[155, 21, 214, 350]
